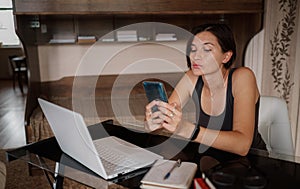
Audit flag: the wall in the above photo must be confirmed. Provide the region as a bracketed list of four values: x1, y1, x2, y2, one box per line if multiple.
[38, 41, 188, 81]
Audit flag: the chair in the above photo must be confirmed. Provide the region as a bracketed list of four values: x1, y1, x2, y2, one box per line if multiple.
[8, 55, 28, 94]
[258, 96, 294, 155]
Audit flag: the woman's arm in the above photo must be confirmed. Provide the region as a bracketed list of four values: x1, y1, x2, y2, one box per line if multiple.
[169, 70, 197, 108]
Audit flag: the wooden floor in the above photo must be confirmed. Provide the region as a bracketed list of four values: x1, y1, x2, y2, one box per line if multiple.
[0, 80, 27, 149]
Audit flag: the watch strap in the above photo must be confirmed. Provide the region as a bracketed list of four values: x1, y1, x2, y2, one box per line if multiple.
[190, 125, 200, 140]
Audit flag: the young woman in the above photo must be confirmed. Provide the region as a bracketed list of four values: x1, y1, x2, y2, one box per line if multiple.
[145, 23, 266, 156]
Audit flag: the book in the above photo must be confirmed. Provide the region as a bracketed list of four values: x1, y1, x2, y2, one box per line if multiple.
[77, 36, 96, 44]
[116, 30, 138, 42]
[49, 33, 76, 44]
[194, 173, 216, 189]
[140, 159, 197, 189]
[194, 178, 210, 189]
[155, 33, 177, 41]
[49, 39, 76, 44]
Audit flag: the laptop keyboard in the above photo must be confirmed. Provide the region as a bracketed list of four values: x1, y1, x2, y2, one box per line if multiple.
[94, 142, 137, 175]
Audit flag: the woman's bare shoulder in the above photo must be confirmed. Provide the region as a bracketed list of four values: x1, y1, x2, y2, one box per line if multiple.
[232, 67, 259, 98]
[232, 67, 256, 81]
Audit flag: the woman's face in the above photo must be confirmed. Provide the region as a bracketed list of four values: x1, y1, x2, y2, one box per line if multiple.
[189, 31, 227, 76]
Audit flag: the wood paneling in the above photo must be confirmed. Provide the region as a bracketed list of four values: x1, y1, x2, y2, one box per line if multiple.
[13, 0, 263, 15]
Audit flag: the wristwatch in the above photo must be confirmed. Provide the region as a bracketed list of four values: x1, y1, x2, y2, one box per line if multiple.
[190, 125, 200, 140]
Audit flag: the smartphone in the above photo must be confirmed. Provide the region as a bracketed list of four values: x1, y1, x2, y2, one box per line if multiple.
[143, 81, 168, 112]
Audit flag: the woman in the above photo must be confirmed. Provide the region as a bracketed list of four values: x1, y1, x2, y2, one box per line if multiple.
[145, 23, 266, 156]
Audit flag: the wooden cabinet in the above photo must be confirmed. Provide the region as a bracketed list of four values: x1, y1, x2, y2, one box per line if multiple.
[12, 0, 264, 141]
[13, 0, 264, 44]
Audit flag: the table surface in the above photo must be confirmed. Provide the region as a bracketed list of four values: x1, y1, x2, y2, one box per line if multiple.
[6, 120, 300, 189]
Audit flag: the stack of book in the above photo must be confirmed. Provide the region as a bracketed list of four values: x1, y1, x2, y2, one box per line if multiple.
[49, 33, 76, 44]
[101, 32, 115, 42]
[155, 33, 177, 41]
[116, 30, 138, 42]
[77, 36, 96, 44]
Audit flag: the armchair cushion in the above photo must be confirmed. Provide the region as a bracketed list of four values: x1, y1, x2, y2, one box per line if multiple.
[258, 96, 294, 155]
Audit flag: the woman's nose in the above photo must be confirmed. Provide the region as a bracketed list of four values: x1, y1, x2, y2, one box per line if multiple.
[193, 50, 202, 60]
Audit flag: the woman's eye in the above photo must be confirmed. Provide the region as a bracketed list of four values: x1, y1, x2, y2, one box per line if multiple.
[191, 49, 197, 53]
[190, 44, 197, 52]
[190, 45, 211, 53]
[203, 48, 212, 52]
[190, 47, 197, 52]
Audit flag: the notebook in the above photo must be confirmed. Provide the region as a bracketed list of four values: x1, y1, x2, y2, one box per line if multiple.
[140, 159, 197, 189]
[38, 98, 163, 180]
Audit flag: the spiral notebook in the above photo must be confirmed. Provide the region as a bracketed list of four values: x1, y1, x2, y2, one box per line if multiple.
[140, 159, 197, 189]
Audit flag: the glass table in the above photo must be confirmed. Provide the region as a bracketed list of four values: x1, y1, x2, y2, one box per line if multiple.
[6, 120, 300, 189]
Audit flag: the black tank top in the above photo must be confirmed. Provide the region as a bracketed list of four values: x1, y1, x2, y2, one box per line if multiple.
[192, 68, 266, 150]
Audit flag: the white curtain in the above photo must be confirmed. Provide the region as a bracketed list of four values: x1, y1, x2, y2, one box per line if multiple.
[246, 0, 300, 156]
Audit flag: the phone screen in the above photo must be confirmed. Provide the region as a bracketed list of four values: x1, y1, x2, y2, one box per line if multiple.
[143, 81, 168, 112]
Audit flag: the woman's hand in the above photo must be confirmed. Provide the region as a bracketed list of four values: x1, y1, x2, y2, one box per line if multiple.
[157, 101, 182, 132]
[145, 100, 164, 131]
[144, 100, 182, 133]
[145, 100, 162, 131]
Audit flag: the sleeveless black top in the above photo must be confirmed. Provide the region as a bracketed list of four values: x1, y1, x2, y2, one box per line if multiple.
[192, 68, 266, 150]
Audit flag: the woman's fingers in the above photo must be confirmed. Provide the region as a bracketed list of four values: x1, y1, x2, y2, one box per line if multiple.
[155, 102, 183, 132]
[145, 101, 164, 131]
[145, 121, 162, 131]
[145, 100, 157, 112]
[157, 102, 180, 119]
[161, 122, 177, 132]
[144, 100, 183, 133]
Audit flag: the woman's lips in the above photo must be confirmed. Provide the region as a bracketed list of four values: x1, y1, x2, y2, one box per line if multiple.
[192, 64, 202, 69]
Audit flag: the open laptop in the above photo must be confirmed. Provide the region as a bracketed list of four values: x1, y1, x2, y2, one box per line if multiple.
[38, 98, 163, 180]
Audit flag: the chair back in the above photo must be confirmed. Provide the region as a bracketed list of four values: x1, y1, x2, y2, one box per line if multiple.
[8, 55, 18, 72]
[8, 55, 28, 94]
[258, 96, 294, 155]
[8, 55, 27, 72]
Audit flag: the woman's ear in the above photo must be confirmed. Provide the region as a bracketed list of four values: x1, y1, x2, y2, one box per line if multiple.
[222, 51, 233, 63]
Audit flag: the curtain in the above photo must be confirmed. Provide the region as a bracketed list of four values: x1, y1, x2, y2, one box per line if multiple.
[246, 0, 300, 156]
[261, 0, 300, 155]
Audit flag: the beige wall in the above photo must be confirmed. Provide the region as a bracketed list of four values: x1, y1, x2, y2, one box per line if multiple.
[38, 41, 189, 82]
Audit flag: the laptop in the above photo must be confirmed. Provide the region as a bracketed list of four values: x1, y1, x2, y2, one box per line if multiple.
[38, 98, 163, 180]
